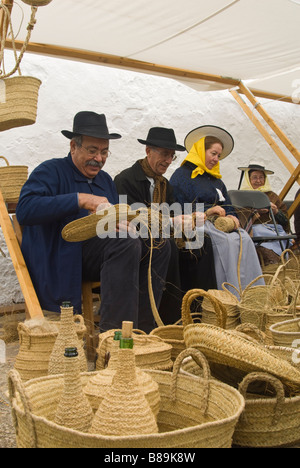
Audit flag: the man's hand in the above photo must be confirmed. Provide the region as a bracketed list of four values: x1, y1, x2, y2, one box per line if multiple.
[227, 215, 240, 229]
[206, 206, 226, 217]
[78, 193, 111, 214]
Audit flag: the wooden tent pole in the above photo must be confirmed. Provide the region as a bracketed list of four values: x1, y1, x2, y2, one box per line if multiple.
[230, 89, 300, 181]
[287, 193, 300, 219]
[0, 190, 43, 319]
[239, 81, 300, 164]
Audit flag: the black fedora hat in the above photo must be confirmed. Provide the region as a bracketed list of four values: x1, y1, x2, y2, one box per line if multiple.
[238, 163, 274, 175]
[138, 127, 186, 152]
[62, 111, 122, 140]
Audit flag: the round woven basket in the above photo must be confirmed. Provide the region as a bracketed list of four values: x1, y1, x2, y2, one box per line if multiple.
[270, 317, 300, 348]
[150, 325, 186, 361]
[233, 372, 300, 447]
[0, 76, 41, 132]
[8, 349, 245, 448]
[0, 156, 28, 203]
[21, 0, 52, 6]
[14, 317, 87, 382]
[96, 329, 173, 371]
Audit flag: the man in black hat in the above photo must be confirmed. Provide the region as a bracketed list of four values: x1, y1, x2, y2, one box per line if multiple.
[115, 127, 217, 324]
[16, 112, 171, 333]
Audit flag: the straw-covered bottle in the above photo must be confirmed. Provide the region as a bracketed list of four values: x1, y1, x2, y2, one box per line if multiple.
[89, 322, 159, 436]
[48, 302, 87, 375]
[54, 347, 93, 432]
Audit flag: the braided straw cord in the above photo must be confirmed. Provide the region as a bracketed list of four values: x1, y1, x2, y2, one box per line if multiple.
[89, 348, 159, 437]
[54, 353, 93, 433]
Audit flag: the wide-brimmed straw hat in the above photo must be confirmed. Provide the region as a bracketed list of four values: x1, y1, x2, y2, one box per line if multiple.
[62, 111, 122, 140]
[238, 163, 274, 175]
[184, 125, 234, 160]
[138, 127, 186, 152]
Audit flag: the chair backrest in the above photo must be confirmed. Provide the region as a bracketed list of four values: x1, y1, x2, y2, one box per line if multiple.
[228, 190, 271, 210]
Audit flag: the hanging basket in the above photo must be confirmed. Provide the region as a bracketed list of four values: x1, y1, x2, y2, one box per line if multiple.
[0, 156, 28, 202]
[0, 76, 41, 132]
[234, 372, 300, 448]
[8, 349, 245, 448]
[21, 0, 52, 5]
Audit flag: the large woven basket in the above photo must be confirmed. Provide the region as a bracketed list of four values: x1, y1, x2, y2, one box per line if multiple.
[0, 76, 41, 132]
[96, 329, 173, 371]
[8, 349, 245, 448]
[233, 372, 300, 447]
[14, 316, 87, 381]
[0, 156, 28, 203]
[182, 290, 300, 392]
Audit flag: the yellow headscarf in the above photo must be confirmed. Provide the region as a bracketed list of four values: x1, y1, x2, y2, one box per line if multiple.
[240, 169, 272, 193]
[181, 137, 222, 179]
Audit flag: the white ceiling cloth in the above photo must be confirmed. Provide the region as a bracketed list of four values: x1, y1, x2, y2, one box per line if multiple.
[9, 0, 300, 100]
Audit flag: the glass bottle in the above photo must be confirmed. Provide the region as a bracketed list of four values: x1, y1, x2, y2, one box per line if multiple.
[48, 302, 88, 375]
[89, 322, 159, 436]
[54, 347, 93, 432]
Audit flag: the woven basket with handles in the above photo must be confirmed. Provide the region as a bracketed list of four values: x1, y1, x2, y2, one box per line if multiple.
[21, 0, 52, 6]
[233, 372, 300, 447]
[8, 349, 245, 448]
[0, 156, 28, 203]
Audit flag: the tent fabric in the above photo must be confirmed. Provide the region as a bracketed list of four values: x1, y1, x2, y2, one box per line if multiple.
[9, 0, 300, 99]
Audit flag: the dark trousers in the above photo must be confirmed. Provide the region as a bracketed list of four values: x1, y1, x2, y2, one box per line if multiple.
[82, 235, 171, 333]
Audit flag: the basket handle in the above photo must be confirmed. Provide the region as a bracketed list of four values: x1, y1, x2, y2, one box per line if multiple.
[238, 372, 285, 426]
[0, 156, 9, 167]
[222, 282, 241, 300]
[281, 248, 299, 268]
[235, 323, 266, 344]
[181, 288, 227, 329]
[7, 369, 38, 448]
[171, 348, 211, 416]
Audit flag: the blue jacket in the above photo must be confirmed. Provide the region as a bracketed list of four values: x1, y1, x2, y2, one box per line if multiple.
[169, 162, 236, 216]
[16, 153, 118, 313]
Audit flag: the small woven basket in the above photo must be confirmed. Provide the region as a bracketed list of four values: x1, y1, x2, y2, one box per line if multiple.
[14, 316, 86, 381]
[0, 76, 41, 132]
[96, 329, 173, 371]
[8, 349, 245, 448]
[0, 156, 28, 203]
[270, 317, 300, 348]
[234, 372, 300, 447]
[201, 283, 240, 329]
[150, 325, 186, 361]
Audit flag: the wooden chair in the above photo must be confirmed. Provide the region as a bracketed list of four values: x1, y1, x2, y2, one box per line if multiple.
[0, 190, 99, 360]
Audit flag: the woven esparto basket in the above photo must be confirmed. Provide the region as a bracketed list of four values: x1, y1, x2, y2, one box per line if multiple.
[270, 317, 300, 348]
[14, 316, 86, 382]
[0, 156, 28, 203]
[96, 329, 173, 371]
[150, 325, 186, 361]
[8, 349, 245, 448]
[0, 76, 41, 132]
[233, 372, 300, 447]
[182, 293, 300, 392]
[201, 283, 240, 329]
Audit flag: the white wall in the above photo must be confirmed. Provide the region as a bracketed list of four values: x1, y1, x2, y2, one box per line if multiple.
[0, 51, 299, 305]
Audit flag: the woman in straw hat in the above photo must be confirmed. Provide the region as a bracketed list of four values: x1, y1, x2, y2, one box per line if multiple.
[238, 163, 292, 264]
[169, 125, 264, 296]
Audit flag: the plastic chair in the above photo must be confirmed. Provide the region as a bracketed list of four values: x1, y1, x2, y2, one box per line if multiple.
[228, 190, 297, 252]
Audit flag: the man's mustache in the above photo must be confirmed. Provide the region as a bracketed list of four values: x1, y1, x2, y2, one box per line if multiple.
[86, 160, 104, 169]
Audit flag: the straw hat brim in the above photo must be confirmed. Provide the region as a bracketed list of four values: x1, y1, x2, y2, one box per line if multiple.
[238, 165, 274, 175]
[184, 125, 234, 160]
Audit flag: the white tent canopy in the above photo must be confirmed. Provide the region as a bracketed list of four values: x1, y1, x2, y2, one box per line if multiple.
[6, 0, 300, 102]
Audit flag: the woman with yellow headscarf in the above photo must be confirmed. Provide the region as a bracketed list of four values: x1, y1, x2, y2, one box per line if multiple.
[238, 162, 291, 264]
[170, 126, 264, 296]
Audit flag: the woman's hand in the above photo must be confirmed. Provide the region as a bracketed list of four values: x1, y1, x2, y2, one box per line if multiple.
[270, 202, 279, 215]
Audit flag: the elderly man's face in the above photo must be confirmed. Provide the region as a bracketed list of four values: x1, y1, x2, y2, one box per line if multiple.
[146, 146, 175, 176]
[71, 136, 109, 178]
